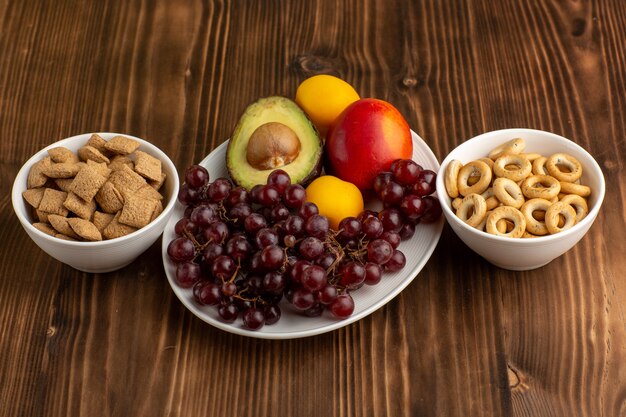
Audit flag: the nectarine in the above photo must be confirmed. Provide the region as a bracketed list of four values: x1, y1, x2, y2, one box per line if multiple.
[325, 98, 413, 191]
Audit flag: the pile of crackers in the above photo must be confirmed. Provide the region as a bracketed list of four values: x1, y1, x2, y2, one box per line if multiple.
[22, 134, 167, 241]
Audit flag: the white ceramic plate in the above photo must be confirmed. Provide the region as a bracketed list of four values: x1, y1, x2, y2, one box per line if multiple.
[162, 130, 443, 339]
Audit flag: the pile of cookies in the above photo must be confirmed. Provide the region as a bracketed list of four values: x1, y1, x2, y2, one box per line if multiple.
[444, 138, 591, 238]
[22, 134, 166, 241]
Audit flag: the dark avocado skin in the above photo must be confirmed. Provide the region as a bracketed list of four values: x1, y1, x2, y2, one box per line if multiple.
[226, 96, 323, 190]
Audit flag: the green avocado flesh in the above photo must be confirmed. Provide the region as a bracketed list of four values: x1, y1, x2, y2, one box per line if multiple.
[226, 96, 323, 190]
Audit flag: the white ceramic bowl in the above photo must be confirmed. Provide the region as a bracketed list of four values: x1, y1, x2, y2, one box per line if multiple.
[12, 132, 180, 273]
[435, 128, 605, 271]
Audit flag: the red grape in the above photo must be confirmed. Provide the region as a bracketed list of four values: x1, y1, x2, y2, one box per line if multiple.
[301, 265, 327, 292]
[420, 196, 442, 223]
[318, 285, 338, 305]
[338, 217, 362, 241]
[190, 205, 216, 228]
[225, 186, 249, 207]
[289, 260, 311, 283]
[364, 262, 383, 285]
[185, 165, 210, 189]
[283, 184, 306, 208]
[380, 181, 404, 205]
[267, 169, 291, 194]
[362, 216, 384, 239]
[228, 202, 253, 225]
[400, 195, 425, 220]
[167, 237, 195, 262]
[291, 288, 316, 311]
[411, 169, 437, 196]
[285, 215, 305, 237]
[391, 159, 422, 185]
[263, 271, 287, 295]
[339, 261, 366, 289]
[298, 236, 324, 261]
[380, 231, 401, 249]
[193, 281, 222, 305]
[270, 204, 290, 222]
[264, 304, 281, 325]
[243, 307, 265, 330]
[304, 214, 329, 239]
[330, 294, 354, 319]
[176, 262, 201, 288]
[378, 208, 404, 232]
[258, 185, 281, 207]
[225, 235, 252, 262]
[204, 221, 229, 244]
[255, 228, 279, 248]
[218, 303, 239, 322]
[385, 250, 406, 272]
[178, 183, 200, 205]
[207, 178, 231, 202]
[367, 239, 393, 264]
[211, 255, 236, 280]
[373, 171, 394, 195]
[175, 218, 197, 237]
[298, 202, 319, 219]
[260, 245, 285, 271]
[399, 221, 416, 240]
[244, 213, 267, 236]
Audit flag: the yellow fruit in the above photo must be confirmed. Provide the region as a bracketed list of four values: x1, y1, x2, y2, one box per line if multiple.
[305, 175, 364, 230]
[295, 75, 360, 137]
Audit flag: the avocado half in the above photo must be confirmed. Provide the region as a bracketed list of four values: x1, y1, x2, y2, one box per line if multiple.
[226, 96, 323, 190]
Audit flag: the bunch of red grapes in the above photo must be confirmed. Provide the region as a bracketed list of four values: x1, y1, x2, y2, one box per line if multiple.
[167, 159, 440, 331]
[373, 159, 442, 227]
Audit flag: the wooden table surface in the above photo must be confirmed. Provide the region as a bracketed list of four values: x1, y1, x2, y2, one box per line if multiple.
[1, 1, 625, 416]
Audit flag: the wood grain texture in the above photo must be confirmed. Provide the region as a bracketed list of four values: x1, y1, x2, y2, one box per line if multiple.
[1, 0, 625, 416]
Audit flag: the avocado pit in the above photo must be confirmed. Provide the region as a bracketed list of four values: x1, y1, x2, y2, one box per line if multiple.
[246, 122, 301, 170]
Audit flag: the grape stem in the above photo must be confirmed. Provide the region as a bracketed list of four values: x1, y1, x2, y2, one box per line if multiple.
[182, 228, 212, 252]
[216, 201, 236, 224]
[232, 290, 261, 305]
[280, 248, 290, 273]
[323, 232, 345, 282]
[222, 260, 241, 284]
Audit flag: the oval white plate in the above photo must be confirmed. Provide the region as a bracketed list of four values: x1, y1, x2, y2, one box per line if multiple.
[162, 130, 443, 339]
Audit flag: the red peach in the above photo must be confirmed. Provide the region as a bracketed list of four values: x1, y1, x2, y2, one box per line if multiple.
[325, 98, 413, 191]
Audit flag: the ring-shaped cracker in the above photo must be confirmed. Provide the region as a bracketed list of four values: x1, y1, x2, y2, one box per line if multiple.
[545, 201, 577, 234]
[457, 160, 492, 196]
[444, 160, 463, 198]
[496, 219, 512, 233]
[520, 198, 552, 236]
[455, 193, 487, 227]
[488, 138, 526, 160]
[521, 152, 542, 161]
[521, 175, 561, 200]
[546, 153, 582, 182]
[532, 156, 548, 175]
[493, 154, 532, 182]
[559, 181, 591, 197]
[485, 206, 526, 238]
[478, 157, 494, 170]
[481, 187, 500, 210]
[493, 177, 525, 208]
[475, 210, 493, 231]
[560, 194, 588, 222]
[451, 197, 463, 210]
[467, 175, 480, 186]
